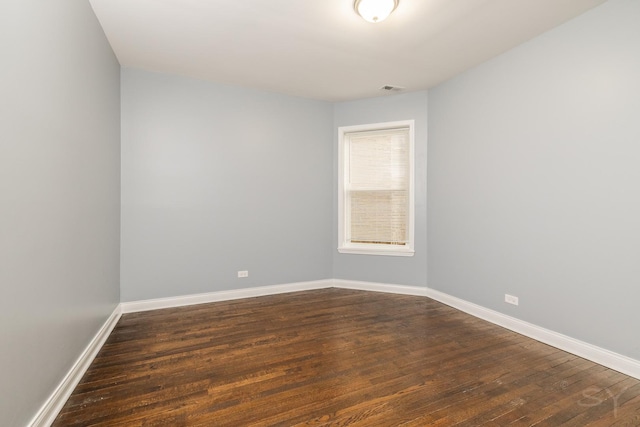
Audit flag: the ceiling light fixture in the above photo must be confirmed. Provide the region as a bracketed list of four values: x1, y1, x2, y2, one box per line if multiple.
[354, 0, 399, 23]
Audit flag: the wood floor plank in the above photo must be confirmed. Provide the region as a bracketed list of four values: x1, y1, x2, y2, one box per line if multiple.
[52, 289, 640, 426]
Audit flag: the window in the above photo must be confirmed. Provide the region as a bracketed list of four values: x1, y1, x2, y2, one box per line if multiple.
[338, 120, 415, 256]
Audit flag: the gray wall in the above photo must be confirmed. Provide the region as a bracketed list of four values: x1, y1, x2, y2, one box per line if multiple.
[121, 69, 333, 302]
[428, 0, 640, 360]
[0, 1, 121, 426]
[333, 92, 428, 286]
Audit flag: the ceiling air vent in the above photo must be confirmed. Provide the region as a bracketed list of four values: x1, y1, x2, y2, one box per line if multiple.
[380, 85, 405, 92]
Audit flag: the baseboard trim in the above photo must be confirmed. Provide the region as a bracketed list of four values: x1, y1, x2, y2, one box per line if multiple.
[28, 305, 122, 427]
[334, 280, 639, 380]
[120, 279, 333, 313]
[421, 286, 640, 380]
[332, 279, 427, 297]
[120, 279, 640, 380]
[31, 278, 639, 427]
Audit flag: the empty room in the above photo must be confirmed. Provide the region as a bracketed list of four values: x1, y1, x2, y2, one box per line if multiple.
[2, 0, 639, 425]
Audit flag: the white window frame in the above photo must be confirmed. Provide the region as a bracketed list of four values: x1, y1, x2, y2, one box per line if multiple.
[338, 120, 415, 257]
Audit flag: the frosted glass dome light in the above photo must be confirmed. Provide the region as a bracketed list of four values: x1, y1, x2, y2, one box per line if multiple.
[354, 0, 399, 23]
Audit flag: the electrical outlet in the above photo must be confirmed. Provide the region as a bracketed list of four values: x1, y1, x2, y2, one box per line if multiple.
[237, 270, 248, 278]
[505, 294, 519, 306]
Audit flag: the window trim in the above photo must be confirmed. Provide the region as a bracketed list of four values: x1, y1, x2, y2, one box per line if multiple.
[338, 120, 415, 257]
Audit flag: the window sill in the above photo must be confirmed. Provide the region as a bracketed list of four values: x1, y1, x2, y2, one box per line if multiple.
[338, 246, 415, 257]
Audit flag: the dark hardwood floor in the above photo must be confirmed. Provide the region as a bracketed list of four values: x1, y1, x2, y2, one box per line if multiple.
[53, 289, 640, 426]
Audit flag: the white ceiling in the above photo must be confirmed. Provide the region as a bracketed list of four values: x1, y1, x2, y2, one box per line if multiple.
[89, 0, 607, 102]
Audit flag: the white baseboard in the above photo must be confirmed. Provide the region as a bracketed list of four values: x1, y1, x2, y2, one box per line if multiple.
[31, 278, 639, 427]
[422, 286, 640, 381]
[120, 278, 640, 380]
[333, 279, 639, 379]
[120, 279, 333, 313]
[28, 305, 122, 427]
[332, 279, 427, 297]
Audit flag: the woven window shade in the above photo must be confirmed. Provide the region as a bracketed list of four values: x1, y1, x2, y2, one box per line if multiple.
[347, 128, 409, 245]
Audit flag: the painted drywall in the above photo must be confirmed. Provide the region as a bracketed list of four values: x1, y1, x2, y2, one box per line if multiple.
[121, 69, 333, 301]
[0, 1, 121, 426]
[428, 0, 640, 360]
[333, 92, 428, 286]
